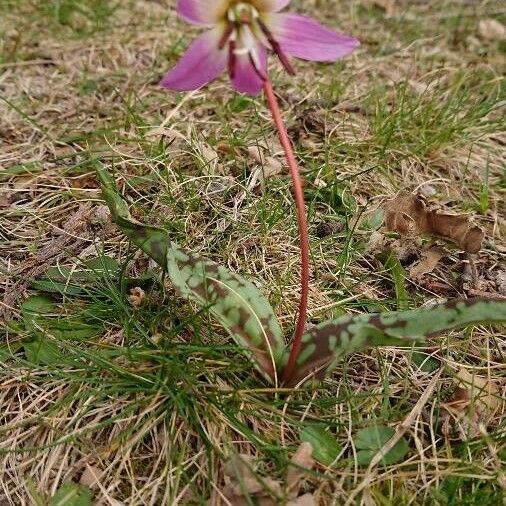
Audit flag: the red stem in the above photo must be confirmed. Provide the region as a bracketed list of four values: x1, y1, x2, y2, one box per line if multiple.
[263, 79, 309, 385]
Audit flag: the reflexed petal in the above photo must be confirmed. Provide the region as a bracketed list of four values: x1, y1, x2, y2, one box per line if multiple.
[266, 13, 359, 61]
[253, 0, 290, 13]
[232, 44, 267, 95]
[161, 29, 227, 91]
[177, 0, 228, 25]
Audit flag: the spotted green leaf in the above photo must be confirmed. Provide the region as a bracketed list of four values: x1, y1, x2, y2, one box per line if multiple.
[96, 164, 285, 382]
[288, 298, 506, 386]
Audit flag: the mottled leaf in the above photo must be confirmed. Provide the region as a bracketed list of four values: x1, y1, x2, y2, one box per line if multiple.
[0, 343, 22, 362]
[21, 295, 98, 341]
[32, 256, 119, 296]
[97, 165, 169, 267]
[21, 295, 55, 316]
[288, 298, 506, 386]
[354, 425, 409, 466]
[96, 163, 285, 382]
[165, 248, 285, 380]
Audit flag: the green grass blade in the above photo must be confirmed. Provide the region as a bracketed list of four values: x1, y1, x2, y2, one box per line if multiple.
[288, 298, 506, 386]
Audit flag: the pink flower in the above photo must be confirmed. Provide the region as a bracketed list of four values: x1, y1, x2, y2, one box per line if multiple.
[161, 0, 359, 95]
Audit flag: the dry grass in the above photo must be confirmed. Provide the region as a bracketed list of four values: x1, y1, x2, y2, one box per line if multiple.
[1, 0, 505, 504]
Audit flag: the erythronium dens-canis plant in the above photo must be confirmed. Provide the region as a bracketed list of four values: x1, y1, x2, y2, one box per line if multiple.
[96, 168, 506, 388]
[163, 0, 359, 382]
[98, 0, 506, 387]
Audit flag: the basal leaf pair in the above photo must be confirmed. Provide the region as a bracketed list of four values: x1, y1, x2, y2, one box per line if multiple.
[97, 164, 506, 387]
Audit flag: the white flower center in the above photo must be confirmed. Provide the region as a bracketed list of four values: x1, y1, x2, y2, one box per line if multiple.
[220, 1, 295, 78]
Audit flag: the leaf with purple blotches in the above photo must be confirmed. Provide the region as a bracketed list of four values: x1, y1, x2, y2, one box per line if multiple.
[288, 298, 506, 386]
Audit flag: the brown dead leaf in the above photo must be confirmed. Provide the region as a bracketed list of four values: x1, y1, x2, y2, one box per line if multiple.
[128, 287, 145, 307]
[287, 494, 317, 506]
[222, 454, 281, 504]
[444, 387, 470, 412]
[478, 19, 506, 41]
[442, 368, 502, 439]
[247, 145, 264, 165]
[286, 442, 314, 496]
[199, 143, 220, 173]
[145, 126, 186, 145]
[216, 142, 236, 155]
[409, 246, 446, 279]
[384, 192, 484, 253]
[247, 145, 284, 189]
[219, 444, 316, 506]
[455, 368, 501, 417]
[79, 464, 102, 489]
[0, 194, 10, 208]
[365, 231, 386, 254]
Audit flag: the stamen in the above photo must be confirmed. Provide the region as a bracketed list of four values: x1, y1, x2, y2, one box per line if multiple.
[228, 40, 237, 80]
[256, 18, 296, 76]
[219, 22, 235, 50]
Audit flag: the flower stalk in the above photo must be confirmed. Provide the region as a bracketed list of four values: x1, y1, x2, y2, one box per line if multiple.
[263, 79, 309, 384]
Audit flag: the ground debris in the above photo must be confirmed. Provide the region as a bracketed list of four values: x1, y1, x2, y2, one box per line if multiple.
[478, 19, 506, 41]
[409, 245, 445, 279]
[495, 271, 506, 295]
[212, 442, 315, 506]
[384, 192, 484, 253]
[366, 0, 396, 16]
[79, 464, 103, 489]
[286, 442, 314, 496]
[2, 202, 94, 317]
[441, 368, 502, 439]
[128, 287, 146, 307]
[246, 143, 284, 189]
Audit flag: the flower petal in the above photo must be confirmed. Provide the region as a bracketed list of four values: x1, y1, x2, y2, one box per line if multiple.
[266, 13, 359, 62]
[177, 0, 227, 25]
[253, 0, 290, 13]
[161, 29, 227, 91]
[232, 44, 267, 95]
